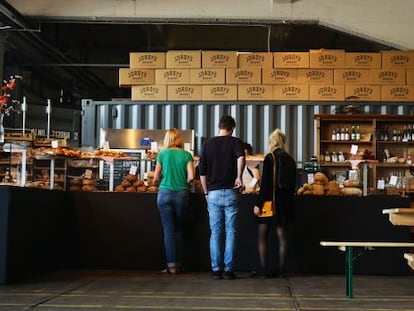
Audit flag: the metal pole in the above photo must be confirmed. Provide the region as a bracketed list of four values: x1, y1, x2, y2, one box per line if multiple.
[46, 99, 51, 139]
[21, 96, 27, 135]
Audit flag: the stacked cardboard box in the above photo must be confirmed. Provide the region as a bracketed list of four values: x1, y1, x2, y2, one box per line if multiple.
[120, 49, 414, 102]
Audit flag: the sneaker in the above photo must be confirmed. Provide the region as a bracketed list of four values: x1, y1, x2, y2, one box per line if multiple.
[211, 271, 223, 279]
[223, 271, 236, 280]
[250, 269, 268, 279]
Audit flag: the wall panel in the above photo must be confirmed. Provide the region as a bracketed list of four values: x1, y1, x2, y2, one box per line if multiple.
[82, 100, 414, 168]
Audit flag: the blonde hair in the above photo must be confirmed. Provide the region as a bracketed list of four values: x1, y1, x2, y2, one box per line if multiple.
[163, 128, 184, 149]
[268, 128, 287, 153]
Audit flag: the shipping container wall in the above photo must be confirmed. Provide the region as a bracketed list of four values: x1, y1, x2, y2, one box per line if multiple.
[81, 99, 414, 168]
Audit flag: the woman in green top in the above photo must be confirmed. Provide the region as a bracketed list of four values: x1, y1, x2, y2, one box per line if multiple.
[154, 128, 195, 274]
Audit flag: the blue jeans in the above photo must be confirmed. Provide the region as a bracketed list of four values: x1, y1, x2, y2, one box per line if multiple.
[207, 189, 239, 272]
[157, 189, 189, 268]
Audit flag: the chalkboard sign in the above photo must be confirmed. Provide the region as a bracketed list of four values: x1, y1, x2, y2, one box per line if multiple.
[102, 153, 142, 187]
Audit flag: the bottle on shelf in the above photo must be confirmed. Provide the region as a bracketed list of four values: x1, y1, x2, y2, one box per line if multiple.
[335, 128, 341, 141]
[331, 130, 336, 141]
[351, 125, 356, 141]
[355, 125, 361, 141]
[340, 127, 346, 141]
[344, 128, 350, 141]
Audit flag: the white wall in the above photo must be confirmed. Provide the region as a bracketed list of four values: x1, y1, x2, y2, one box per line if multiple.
[8, 0, 414, 49]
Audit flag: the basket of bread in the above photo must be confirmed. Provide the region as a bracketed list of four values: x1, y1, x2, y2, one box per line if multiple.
[296, 172, 362, 196]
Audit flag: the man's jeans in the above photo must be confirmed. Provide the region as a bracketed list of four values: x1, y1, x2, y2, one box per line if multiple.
[207, 189, 239, 272]
[157, 189, 189, 268]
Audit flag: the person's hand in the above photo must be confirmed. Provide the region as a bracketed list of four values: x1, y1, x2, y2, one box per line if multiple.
[233, 177, 243, 190]
[253, 206, 261, 216]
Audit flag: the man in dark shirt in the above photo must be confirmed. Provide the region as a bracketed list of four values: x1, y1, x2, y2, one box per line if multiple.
[199, 115, 245, 280]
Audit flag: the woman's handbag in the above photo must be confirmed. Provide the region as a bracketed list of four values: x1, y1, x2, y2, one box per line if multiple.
[258, 152, 276, 218]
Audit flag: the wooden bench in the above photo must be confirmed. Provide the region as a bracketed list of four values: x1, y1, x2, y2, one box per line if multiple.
[320, 241, 414, 298]
[404, 253, 414, 270]
[382, 208, 414, 226]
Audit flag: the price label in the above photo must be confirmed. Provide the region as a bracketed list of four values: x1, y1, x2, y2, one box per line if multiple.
[102, 141, 110, 150]
[350, 144, 358, 155]
[129, 165, 138, 175]
[389, 175, 398, 186]
[84, 169, 93, 179]
[51, 140, 59, 148]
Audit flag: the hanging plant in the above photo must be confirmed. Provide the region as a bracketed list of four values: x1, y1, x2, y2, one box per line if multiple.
[0, 75, 22, 116]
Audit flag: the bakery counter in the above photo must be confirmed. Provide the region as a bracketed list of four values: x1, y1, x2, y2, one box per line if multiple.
[1, 185, 412, 283]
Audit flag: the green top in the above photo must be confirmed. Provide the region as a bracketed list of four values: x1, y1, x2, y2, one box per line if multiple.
[156, 148, 193, 191]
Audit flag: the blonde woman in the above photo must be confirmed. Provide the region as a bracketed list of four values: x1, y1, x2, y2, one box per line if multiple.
[252, 129, 297, 278]
[154, 128, 195, 274]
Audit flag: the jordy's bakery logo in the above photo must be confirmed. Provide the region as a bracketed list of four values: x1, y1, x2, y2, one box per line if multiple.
[318, 54, 337, 64]
[317, 86, 337, 96]
[281, 86, 302, 95]
[353, 86, 373, 96]
[138, 54, 158, 64]
[210, 86, 230, 95]
[390, 55, 411, 65]
[353, 54, 373, 65]
[233, 70, 254, 80]
[245, 54, 265, 64]
[246, 86, 266, 96]
[163, 70, 183, 80]
[210, 54, 230, 64]
[128, 70, 148, 79]
[378, 70, 399, 81]
[174, 54, 193, 64]
[306, 70, 326, 79]
[175, 86, 195, 95]
[341, 70, 361, 81]
[389, 87, 409, 96]
[270, 70, 290, 79]
[282, 54, 302, 63]
[197, 70, 217, 80]
[140, 86, 160, 95]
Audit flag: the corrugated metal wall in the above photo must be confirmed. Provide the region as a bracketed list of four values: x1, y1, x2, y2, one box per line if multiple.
[81, 99, 414, 168]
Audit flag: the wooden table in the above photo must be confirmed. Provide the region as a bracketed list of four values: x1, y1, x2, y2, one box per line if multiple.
[320, 241, 414, 298]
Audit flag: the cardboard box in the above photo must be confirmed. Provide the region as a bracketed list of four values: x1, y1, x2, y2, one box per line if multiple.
[309, 84, 345, 101]
[381, 50, 414, 69]
[381, 85, 414, 101]
[273, 52, 309, 68]
[309, 49, 346, 68]
[238, 52, 273, 68]
[166, 50, 201, 68]
[238, 84, 273, 100]
[273, 84, 309, 101]
[407, 69, 414, 84]
[190, 68, 225, 84]
[202, 85, 237, 101]
[129, 52, 166, 69]
[345, 85, 381, 101]
[202, 51, 238, 68]
[119, 68, 155, 87]
[297, 69, 333, 84]
[334, 69, 370, 84]
[155, 69, 190, 84]
[225, 68, 261, 84]
[167, 85, 202, 101]
[369, 69, 406, 84]
[262, 68, 298, 84]
[131, 85, 167, 101]
[345, 52, 381, 69]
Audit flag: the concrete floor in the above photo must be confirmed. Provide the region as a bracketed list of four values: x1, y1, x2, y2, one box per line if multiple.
[0, 270, 414, 310]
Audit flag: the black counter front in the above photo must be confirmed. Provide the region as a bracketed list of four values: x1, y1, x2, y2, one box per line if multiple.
[1, 185, 412, 283]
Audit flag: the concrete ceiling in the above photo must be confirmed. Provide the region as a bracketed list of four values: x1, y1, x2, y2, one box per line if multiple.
[0, 1, 395, 109]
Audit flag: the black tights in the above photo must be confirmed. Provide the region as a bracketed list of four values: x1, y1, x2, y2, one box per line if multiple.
[257, 223, 287, 271]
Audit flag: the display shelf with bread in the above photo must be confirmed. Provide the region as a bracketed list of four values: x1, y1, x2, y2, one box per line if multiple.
[31, 156, 67, 190]
[315, 114, 414, 194]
